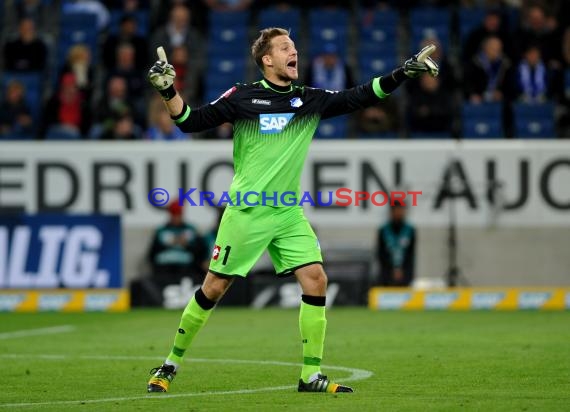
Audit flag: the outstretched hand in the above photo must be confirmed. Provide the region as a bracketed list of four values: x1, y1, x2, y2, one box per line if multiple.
[148, 46, 177, 100]
[402, 44, 440, 78]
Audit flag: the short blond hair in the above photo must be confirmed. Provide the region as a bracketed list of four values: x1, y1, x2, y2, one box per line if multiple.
[251, 27, 290, 71]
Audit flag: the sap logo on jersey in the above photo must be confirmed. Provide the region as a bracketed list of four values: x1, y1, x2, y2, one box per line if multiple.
[259, 113, 294, 134]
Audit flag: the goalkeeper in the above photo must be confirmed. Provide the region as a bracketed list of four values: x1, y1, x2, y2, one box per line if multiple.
[147, 27, 438, 394]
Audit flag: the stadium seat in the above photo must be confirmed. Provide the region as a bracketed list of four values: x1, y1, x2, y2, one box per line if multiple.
[58, 12, 99, 68]
[462, 102, 503, 138]
[209, 58, 246, 75]
[207, 27, 248, 57]
[45, 125, 82, 140]
[308, 8, 349, 57]
[314, 116, 348, 139]
[358, 55, 398, 83]
[258, 7, 301, 35]
[409, 7, 450, 50]
[458, 8, 486, 42]
[209, 10, 249, 27]
[204, 73, 240, 103]
[513, 102, 555, 138]
[359, 9, 399, 47]
[309, 27, 348, 57]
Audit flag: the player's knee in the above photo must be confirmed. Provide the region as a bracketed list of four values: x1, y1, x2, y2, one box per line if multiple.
[202, 272, 233, 301]
[316, 271, 328, 290]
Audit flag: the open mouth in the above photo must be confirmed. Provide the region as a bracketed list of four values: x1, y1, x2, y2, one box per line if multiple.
[287, 61, 297, 69]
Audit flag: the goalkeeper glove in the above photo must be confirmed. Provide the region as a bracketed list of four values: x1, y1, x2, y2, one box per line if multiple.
[402, 44, 439, 78]
[148, 46, 177, 100]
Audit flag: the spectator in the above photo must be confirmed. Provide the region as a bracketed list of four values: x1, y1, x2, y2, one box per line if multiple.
[463, 9, 512, 63]
[150, 4, 203, 69]
[305, 43, 354, 91]
[109, 43, 145, 97]
[376, 204, 416, 287]
[355, 100, 400, 137]
[58, 44, 94, 104]
[513, 5, 562, 69]
[203, 0, 252, 11]
[408, 74, 453, 135]
[94, 76, 134, 137]
[515, 45, 551, 103]
[152, 0, 209, 34]
[42, 73, 91, 138]
[147, 201, 207, 285]
[0, 81, 34, 138]
[103, 15, 148, 71]
[168, 45, 203, 104]
[2, 17, 47, 72]
[464, 36, 513, 103]
[100, 113, 142, 140]
[146, 106, 189, 141]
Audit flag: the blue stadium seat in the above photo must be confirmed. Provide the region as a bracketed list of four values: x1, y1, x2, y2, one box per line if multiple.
[204, 74, 240, 104]
[462, 102, 503, 138]
[209, 10, 249, 27]
[58, 12, 99, 67]
[108, 10, 149, 36]
[359, 9, 399, 46]
[308, 8, 349, 57]
[1, 72, 42, 124]
[314, 116, 348, 139]
[209, 58, 246, 78]
[513, 102, 555, 138]
[208, 27, 248, 57]
[458, 8, 486, 42]
[309, 27, 348, 57]
[409, 7, 451, 50]
[258, 7, 301, 35]
[45, 125, 82, 140]
[309, 8, 349, 28]
[359, 55, 398, 83]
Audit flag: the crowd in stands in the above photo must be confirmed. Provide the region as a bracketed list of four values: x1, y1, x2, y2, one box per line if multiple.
[0, 0, 568, 140]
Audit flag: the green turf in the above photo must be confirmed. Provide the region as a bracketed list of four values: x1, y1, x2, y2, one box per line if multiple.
[0, 309, 569, 411]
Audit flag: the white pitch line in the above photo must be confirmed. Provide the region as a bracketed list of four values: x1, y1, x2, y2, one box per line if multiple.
[0, 354, 373, 409]
[0, 325, 75, 340]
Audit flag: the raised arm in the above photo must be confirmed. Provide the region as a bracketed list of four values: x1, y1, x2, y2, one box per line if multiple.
[319, 44, 439, 119]
[148, 47, 236, 133]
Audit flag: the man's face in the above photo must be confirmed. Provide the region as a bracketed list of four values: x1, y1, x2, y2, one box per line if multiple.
[265, 35, 298, 81]
[391, 206, 406, 222]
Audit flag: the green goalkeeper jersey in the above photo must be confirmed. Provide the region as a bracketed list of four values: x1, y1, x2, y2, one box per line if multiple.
[172, 77, 388, 207]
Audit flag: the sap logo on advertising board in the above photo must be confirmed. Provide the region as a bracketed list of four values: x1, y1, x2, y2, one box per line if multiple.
[425, 292, 459, 309]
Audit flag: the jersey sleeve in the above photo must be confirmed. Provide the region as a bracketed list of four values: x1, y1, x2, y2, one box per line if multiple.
[309, 77, 390, 120]
[171, 86, 239, 132]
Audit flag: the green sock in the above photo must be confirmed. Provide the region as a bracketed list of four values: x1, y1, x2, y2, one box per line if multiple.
[166, 293, 214, 366]
[299, 297, 327, 383]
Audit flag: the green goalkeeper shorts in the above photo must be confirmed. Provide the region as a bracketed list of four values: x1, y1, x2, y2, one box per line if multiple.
[208, 206, 322, 277]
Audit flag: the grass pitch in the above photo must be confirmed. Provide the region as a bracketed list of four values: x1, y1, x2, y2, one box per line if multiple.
[0, 308, 569, 411]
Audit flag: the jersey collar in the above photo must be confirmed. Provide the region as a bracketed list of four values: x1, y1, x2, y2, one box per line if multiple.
[260, 78, 293, 93]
